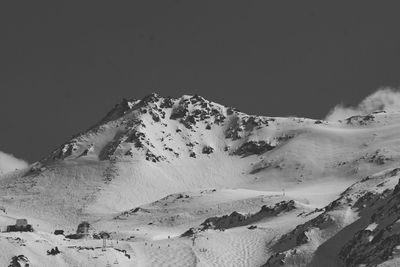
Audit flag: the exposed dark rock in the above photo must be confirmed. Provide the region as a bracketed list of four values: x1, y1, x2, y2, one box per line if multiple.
[141, 93, 160, 104]
[47, 247, 61, 256]
[78, 147, 90, 157]
[346, 114, 375, 125]
[149, 110, 161, 122]
[160, 97, 174, 108]
[181, 227, 197, 237]
[98, 132, 125, 160]
[125, 130, 145, 148]
[145, 150, 164, 162]
[264, 252, 286, 267]
[202, 146, 214, 154]
[9, 255, 30, 267]
[339, 228, 400, 267]
[276, 134, 294, 143]
[125, 149, 134, 157]
[214, 113, 226, 125]
[181, 200, 296, 236]
[243, 116, 263, 131]
[353, 192, 380, 210]
[180, 115, 197, 129]
[176, 194, 190, 199]
[367, 150, 392, 165]
[225, 116, 243, 140]
[393, 178, 400, 194]
[234, 141, 275, 157]
[227, 107, 239, 115]
[170, 105, 188, 120]
[190, 94, 206, 104]
[115, 207, 151, 219]
[54, 230, 64, 235]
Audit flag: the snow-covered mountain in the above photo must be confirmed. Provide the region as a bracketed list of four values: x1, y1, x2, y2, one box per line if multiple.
[2, 93, 400, 266]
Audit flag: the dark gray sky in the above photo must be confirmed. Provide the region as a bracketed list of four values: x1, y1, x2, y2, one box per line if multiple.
[2, 1, 400, 162]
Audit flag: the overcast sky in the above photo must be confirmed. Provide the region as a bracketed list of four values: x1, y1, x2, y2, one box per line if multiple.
[2, 1, 400, 162]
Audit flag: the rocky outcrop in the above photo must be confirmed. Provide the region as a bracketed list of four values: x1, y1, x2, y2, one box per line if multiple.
[202, 146, 214, 154]
[225, 115, 273, 140]
[182, 200, 296, 236]
[339, 228, 400, 267]
[338, 178, 400, 266]
[346, 114, 375, 125]
[8, 255, 30, 267]
[170, 95, 227, 130]
[263, 168, 400, 267]
[234, 141, 275, 157]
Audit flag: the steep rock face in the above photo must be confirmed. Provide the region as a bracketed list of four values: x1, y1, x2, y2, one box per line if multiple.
[263, 168, 400, 267]
[338, 177, 400, 267]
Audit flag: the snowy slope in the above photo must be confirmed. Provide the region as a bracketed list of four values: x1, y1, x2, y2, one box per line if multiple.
[2, 94, 400, 266]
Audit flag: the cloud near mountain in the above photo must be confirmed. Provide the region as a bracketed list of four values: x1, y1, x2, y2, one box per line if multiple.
[325, 87, 400, 121]
[0, 150, 28, 175]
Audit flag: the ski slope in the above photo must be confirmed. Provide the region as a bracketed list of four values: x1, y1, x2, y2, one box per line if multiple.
[2, 94, 400, 266]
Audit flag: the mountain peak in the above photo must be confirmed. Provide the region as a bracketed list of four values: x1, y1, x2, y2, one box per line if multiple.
[94, 93, 228, 127]
[42, 93, 237, 163]
[40, 91, 291, 166]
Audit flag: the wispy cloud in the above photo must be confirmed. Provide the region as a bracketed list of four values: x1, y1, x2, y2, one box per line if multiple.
[0, 151, 28, 175]
[325, 87, 400, 121]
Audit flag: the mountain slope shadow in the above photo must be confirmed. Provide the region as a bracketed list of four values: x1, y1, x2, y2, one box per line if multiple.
[308, 213, 370, 267]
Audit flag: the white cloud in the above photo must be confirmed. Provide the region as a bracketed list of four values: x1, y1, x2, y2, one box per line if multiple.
[0, 151, 29, 175]
[325, 87, 400, 121]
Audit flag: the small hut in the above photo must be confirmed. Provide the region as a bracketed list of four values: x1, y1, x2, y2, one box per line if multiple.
[7, 219, 33, 232]
[54, 230, 64, 235]
[76, 221, 90, 235]
[65, 221, 91, 239]
[16, 219, 28, 227]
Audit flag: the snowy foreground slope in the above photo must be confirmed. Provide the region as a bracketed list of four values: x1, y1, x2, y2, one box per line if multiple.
[2, 94, 400, 266]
